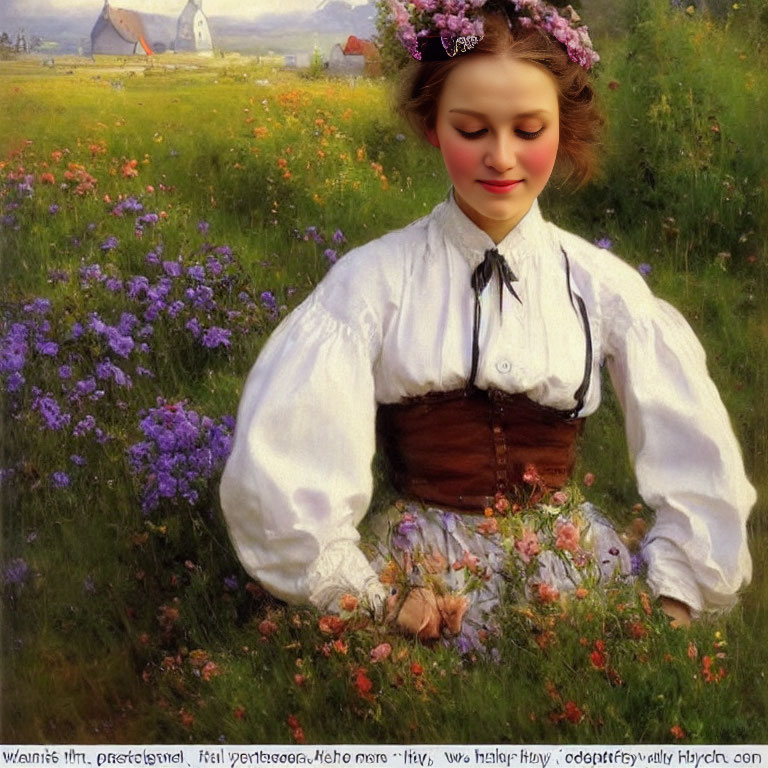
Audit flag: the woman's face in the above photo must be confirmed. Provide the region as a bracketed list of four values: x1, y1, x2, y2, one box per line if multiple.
[427, 55, 560, 243]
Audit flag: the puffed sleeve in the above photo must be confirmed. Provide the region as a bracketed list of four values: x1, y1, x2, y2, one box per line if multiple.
[604, 273, 756, 614]
[219, 257, 391, 614]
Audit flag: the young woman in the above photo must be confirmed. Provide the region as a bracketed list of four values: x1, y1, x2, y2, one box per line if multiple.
[219, 1, 755, 642]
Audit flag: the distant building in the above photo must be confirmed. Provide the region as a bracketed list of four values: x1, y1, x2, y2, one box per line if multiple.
[175, 0, 213, 55]
[91, 1, 153, 55]
[328, 35, 380, 77]
[90, 0, 214, 57]
[284, 52, 312, 69]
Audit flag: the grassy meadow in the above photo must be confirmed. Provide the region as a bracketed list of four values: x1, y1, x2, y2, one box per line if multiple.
[1, 0, 767, 745]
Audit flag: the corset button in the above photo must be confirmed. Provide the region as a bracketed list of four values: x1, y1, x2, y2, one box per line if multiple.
[496, 360, 511, 374]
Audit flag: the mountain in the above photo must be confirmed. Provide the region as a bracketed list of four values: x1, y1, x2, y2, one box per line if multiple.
[0, 1, 379, 56]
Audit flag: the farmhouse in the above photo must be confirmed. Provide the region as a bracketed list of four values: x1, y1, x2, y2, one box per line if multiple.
[91, 1, 153, 55]
[90, 0, 213, 56]
[175, 0, 213, 55]
[328, 35, 380, 77]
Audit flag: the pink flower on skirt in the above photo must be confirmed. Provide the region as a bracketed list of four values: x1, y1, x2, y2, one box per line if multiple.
[515, 528, 540, 564]
[555, 518, 580, 552]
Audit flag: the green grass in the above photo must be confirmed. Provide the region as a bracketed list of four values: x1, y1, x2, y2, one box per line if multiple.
[1, 0, 767, 744]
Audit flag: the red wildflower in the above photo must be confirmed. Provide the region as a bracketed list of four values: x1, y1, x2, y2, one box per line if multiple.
[258, 619, 278, 638]
[354, 668, 374, 700]
[40, 172, 55, 185]
[687, 641, 698, 660]
[234, 706, 246, 720]
[670, 725, 686, 740]
[317, 615, 348, 637]
[294, 673, 307, 686]
[583, 472, 595, 487]
[628, 620, 647, 639]
[639, 591, 653, 616]
[563, 701, 583, 724]
[410, 662, 424, 676]
[590, 639, 606, 670]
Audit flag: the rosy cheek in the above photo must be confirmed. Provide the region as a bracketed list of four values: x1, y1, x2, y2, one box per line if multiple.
[439, 137, 479, 177]
[522, 135, 559, 176]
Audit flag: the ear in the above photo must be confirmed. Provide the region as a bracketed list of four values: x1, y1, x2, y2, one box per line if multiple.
[425, 126, 440, 148]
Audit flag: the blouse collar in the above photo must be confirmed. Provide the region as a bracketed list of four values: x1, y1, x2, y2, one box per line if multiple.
[431, 188, 550, 271]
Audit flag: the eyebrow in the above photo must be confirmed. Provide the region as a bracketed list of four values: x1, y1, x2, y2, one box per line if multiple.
[448, 108, 552, 119]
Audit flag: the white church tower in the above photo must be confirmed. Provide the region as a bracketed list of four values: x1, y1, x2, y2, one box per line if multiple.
[175, 0, 213, 55]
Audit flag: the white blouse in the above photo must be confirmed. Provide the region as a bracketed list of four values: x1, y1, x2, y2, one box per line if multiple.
[219, 193, 755, 615]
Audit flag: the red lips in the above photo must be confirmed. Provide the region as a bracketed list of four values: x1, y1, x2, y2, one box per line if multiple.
[478, 179, 522, 194]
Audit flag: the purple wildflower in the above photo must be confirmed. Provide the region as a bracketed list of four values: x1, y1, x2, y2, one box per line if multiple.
[332, 229, 347, 244]
[324, 249, 338, 264]
[32, 393, 71, 430]
[50, 471, 70, 489]
[198, 220, 209, 234]
[58, 365, 72, 379]
[638, 263, 652, 277]
[105, 277, 124, 293]
[49, 204, 60, 215]
[23, 298, 51, 315]
[185, 318, 201, 338]
[223, 575, 239, 591]
[3, 558, 29, 586]
[594, 236, 613, 249]
[5, 372, 24, 393]
[126, 276, 150, 299]
[163, 260, 182, 278]
[202, 326, 231, 349]
[106, 328, 135, 358]
[187, 265, 206, 282]
[100, 236, 119, 252]
[70, 454, 86, 466]
[73, 415, 96, 437]
[35, 340, 58, 357]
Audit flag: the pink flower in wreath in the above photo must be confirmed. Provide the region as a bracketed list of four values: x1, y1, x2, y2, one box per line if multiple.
[555, 518, 580, 552]
[515, 528, 540, 564]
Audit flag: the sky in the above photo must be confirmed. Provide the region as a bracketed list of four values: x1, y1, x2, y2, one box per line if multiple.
[1, 0, 371, 18]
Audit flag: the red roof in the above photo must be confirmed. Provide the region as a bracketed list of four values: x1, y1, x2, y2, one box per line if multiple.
[342, 35, 378, 59]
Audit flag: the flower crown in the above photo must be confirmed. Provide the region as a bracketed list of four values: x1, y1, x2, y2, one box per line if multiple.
[388, 0, 600, 71]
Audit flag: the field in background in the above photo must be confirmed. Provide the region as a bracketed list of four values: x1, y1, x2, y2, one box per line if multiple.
[1, 0, 767, 744]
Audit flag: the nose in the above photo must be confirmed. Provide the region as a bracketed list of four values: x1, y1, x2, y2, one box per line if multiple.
[484, 133, 516, 173]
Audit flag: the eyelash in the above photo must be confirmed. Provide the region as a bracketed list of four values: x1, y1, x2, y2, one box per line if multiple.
[457, 127, 544, 141]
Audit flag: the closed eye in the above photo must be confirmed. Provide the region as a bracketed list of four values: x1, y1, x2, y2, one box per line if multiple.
[517, 127, 544, 140]
[456, 128, 486, 139]
[457, 127, 545, 140]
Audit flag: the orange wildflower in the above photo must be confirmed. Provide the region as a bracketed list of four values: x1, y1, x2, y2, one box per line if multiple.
[122, 159, 139, 177]
[317, 615, 347, 637]
[340, 594, 358, 612]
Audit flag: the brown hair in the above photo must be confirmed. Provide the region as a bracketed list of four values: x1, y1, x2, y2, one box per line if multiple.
[396, 12, 603, 187]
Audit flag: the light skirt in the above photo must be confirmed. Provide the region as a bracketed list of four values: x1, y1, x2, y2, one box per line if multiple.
[361, 497, 635, 652]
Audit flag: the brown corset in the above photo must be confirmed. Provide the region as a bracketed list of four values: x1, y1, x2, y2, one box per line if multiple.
[376, 388, 585, 512]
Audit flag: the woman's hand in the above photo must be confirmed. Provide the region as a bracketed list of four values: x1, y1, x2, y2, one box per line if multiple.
[386, 587, 468, 641]
[660, 596, 692, 628]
